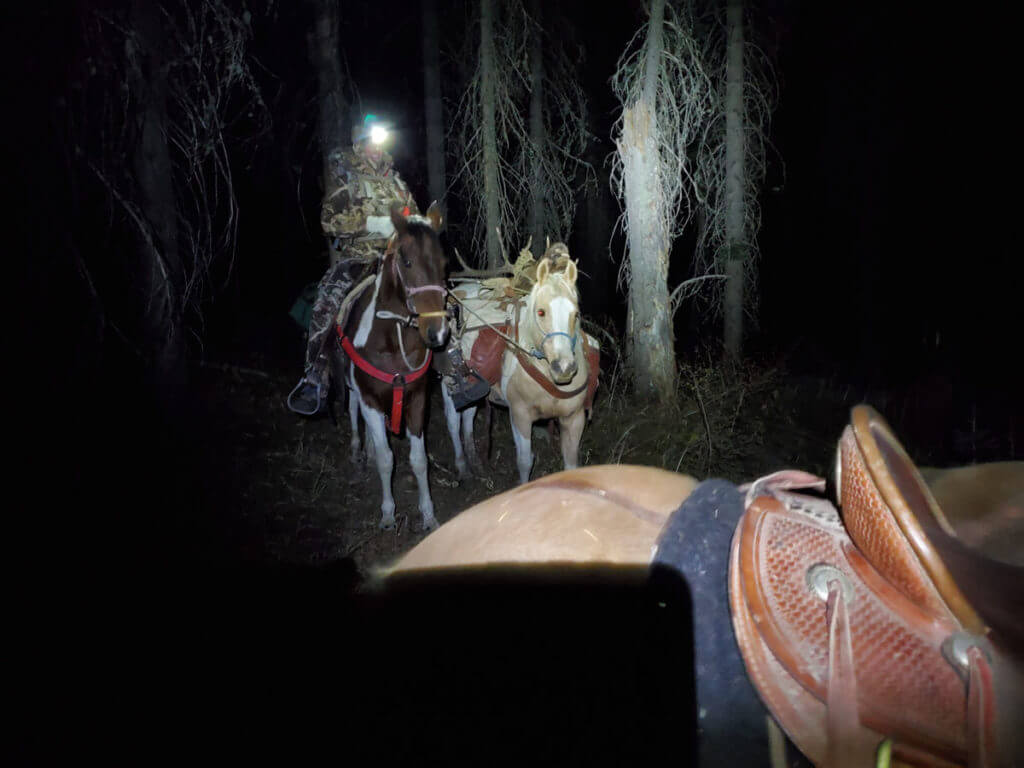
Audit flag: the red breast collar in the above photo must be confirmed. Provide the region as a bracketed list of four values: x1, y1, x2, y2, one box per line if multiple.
[338, 330, 432, 434]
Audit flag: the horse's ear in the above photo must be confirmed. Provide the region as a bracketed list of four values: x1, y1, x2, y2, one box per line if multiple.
[536, 258, 550, 284]
[565, 259, 578, 285]
[426, 201, 444, 232]
[390, 203, 408, 236]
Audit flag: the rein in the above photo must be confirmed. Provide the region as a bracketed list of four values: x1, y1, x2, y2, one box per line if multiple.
[446, 291, 541, 360]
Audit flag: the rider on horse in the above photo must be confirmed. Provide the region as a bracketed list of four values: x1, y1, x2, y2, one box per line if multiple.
[288, 113, 488, 415]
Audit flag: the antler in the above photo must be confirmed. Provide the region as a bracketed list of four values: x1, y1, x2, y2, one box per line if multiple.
[449, 230, 517, 279]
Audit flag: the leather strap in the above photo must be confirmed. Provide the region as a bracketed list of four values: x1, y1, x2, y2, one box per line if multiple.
[512, 347, 587, 399]
[339, 331, 432, 434]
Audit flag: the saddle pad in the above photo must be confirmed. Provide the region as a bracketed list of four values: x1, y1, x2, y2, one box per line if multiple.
[469, 326, 510, 386]
[335, 272, 377, 331]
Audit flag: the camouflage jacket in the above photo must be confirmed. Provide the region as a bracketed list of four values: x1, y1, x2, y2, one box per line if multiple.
[320, 147, 418, 254]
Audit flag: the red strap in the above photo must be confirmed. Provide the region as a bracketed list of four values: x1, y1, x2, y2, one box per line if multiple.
[338, 331, 432, 434]
[401, 205, 410, 217]
[391, 377, 405, 435]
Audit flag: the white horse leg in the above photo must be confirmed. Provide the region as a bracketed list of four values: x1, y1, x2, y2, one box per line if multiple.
[407, 428, 439, 532]
[359, 398, 396, 529]
[461, 405, 483, 472]
[510, 409, 534, 485]
[559, 408, 587, 471]
[441, 384, 468, 479]
[347, 386, 363, 463]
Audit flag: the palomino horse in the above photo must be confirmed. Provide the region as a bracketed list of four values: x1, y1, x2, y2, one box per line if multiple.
[442, 249, 599, 484]
[377, 407, 1024, 767]
[332, 203, 448, 531]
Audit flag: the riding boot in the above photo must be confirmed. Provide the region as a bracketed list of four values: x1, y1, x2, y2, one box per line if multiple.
[440, 343, 490, 410]
[288, 258, 360, 417]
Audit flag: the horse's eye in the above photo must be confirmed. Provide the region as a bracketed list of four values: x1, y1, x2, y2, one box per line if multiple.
[537, 309, 545, 318]
[402, 256, 412, 268]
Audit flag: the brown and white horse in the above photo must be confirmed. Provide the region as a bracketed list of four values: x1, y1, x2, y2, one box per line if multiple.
[333, 203, 448, 531]
[443, 254, 599, 484]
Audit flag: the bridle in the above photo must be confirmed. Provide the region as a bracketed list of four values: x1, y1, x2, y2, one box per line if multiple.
[526, 284, 580, 362]
[388, 239, 447, 324]
[531, 328, 579, 360]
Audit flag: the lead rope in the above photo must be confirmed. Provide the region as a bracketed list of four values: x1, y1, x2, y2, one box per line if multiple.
[396, 322, 428, 371]
[446, 291, 539, 359]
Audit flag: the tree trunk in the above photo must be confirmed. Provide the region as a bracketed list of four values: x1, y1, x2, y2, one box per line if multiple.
[528, 0, 545, 257]
[422, 0, 446, 208]
[480, 0, 502, 268]
[309, 0, 348, 265]
[723, 0, 745, 361]
[129, 0, 185, 413]
[621, 0, 674, 402]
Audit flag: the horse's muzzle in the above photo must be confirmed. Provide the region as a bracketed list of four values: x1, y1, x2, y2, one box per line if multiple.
[549, 357, 578, 384]
[423, 321, 449, 348]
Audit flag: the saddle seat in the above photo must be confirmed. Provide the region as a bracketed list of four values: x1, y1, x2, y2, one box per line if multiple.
[730, 405, 1024, 767]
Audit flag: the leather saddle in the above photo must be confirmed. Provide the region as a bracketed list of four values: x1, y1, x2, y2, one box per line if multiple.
[730, 405, 1024, 767]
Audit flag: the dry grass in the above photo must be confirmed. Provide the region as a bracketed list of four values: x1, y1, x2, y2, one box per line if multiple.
[581, 349, 784, 483]
[194, 339, 853, 580]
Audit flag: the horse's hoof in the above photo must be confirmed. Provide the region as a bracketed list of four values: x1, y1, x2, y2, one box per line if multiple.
[421, 517, 440, 533]
[379, 517, 397, 531]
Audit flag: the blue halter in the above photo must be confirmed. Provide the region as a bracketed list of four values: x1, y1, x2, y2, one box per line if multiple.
[531, 330, 579, 360]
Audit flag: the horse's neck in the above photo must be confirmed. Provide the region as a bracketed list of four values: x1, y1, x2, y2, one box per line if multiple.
[347, 265, 415, 350]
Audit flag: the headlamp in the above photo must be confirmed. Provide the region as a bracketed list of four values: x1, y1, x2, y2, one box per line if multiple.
[369, 125, 389, 145]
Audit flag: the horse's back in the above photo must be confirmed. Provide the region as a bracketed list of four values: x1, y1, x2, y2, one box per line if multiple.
[382, 465, 699, 579]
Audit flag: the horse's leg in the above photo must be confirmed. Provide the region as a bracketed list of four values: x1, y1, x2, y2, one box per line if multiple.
[461, 405, 484, 473]
[559, 408, 586, 471]
[347, 386, 364, 464]
[441, 383, 468, 479]
[406, 427, 439, 532]
[358, 397, 396, 530]
[510, 407, 534, 484]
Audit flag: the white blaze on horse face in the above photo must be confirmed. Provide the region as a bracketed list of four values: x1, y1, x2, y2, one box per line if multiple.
[353, 271, 382, 348]
[542, 295, 577, 381]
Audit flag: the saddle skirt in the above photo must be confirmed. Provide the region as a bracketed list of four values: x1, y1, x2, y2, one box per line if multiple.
[729, 406, 1024, 767]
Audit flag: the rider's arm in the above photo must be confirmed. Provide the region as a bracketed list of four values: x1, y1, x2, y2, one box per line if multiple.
[321, 183, 368, 239]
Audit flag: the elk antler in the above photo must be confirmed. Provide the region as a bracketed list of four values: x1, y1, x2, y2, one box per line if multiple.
[449, 240, 516, 279]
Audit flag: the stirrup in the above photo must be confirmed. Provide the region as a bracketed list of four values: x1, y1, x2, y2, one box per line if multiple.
[445, 370, 490, 410]
[286, 377, 324, 416]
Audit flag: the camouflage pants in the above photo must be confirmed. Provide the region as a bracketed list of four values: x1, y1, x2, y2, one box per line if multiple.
[302, 247, 379, 390]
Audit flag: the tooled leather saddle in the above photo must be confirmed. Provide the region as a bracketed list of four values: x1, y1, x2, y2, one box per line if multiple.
[730, 405, 1023, 768]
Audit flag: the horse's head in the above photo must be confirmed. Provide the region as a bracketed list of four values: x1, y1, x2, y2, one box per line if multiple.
[389, 202, 449, 348]
[525, 253, 580, 384]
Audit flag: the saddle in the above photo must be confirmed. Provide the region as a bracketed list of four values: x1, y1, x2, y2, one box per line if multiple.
[730, 405, 1024, 767]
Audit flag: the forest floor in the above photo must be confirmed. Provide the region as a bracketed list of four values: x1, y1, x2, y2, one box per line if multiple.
[190, 354, 880, 583]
